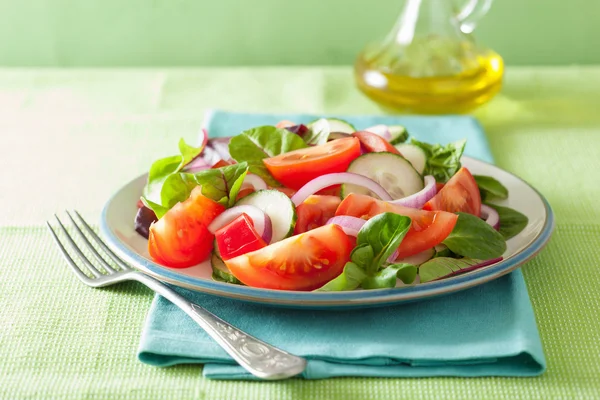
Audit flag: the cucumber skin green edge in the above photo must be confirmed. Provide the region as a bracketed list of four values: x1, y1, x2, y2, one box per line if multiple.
[339, 151, 424, 200]
[235, 189, 298, 241]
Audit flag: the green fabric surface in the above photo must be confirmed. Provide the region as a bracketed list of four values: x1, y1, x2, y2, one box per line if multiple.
[1, 66, 599, 398]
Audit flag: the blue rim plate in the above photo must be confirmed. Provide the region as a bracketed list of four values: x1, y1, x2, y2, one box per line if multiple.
[100, 156, 554, 309]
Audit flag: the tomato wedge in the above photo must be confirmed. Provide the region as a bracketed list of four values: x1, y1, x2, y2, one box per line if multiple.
[215, 213, 267, 260]
[352, 131, 401, 154]
[336, 193, 458, 258]
[263, 137, 361, 190]
[294, 195, 342, 234]
[148, 187, 225, 268]
[225, 224, 354, 291]
[423, 167, 481, 217]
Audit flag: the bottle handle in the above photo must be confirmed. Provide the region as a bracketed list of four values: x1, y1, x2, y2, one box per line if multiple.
[456, 0, 494, 34]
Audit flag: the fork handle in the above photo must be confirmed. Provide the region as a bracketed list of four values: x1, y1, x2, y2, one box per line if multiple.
[133, 273, 307, 380]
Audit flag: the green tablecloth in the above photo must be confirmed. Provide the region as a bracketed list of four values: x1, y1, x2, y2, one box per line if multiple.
[1, 67, 599, 399]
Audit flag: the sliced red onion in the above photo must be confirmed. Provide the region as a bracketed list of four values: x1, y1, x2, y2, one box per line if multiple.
[394, 248, 436, 265]
[183, 157, 211, 173]
[198, 128, 208, 148]
[207, 205, 272, 243]
[241, 174, 267, 191]
[210, 139, 231, 161]
[291, 173, 393, 206]
[388, 175, 437, 208]
[481, 204, 500, 230]
[326, 215, 366, 237]
[364, 125, 392, 141]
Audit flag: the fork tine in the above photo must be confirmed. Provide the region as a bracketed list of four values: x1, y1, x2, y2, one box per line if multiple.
[73, 210, 131, 271]
[53, 215, 103, 278]
[46, 221, 94, 283]
[65, 211, 117, 274]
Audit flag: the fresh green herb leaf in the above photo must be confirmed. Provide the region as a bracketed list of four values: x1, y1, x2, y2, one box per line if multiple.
[485, 203, 529, 240]
[356, 213, 412, 275]
[148, 162, 249, 218]
[316, 213, 412, 291]
[302, 118, 331, 146]
[142, 138, 205, 215]
[474, 175, 509, 201]
[411, 138, 466, 183]
[316, 262, 367, 291]
[442, 212, 506, 259]
[433, 244, 459, 259]
[362, 263, 417, 289]
[140, 197, 169, 219]
[228, 126, 307, 186]
[419, 257, 488, 283]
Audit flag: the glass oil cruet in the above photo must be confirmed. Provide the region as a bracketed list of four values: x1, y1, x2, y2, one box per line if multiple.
[355, 0, 503, 114]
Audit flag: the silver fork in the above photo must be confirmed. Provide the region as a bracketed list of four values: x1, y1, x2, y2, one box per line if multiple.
[46, 211, 307, 380]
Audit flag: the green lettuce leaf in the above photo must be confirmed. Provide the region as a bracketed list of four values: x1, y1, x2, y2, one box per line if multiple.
[474, 175, 509, 202]
[411, 138, 466, 183]
[228, 126, 307, 186]
[143, 138, 204, 205]
[149, 162, 249, 218]
[485, 203, 529, 240]
[442, 212, 506, 259]
[316, 212, 414, 291]
[419, 257, 488, 283]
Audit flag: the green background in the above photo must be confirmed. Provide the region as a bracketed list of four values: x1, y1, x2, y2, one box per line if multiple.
[0, 0, 597, 67]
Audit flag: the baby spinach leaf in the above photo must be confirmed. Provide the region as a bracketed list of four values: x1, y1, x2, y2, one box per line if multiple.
[228, 126, 307, 186]
[316, 262, 367, 292]
[362, 263, 417, 289]
[485, 203, 529, 240]
[419, 257, 489, 283]
[442, 212, 506, 259]
[474, 175, 509, 201]
[411, 138, 466, 183]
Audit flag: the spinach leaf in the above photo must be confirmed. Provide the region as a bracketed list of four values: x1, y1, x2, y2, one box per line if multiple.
[316, 213, 413, 291]
[474, 175, 509, 201]
[302, 118, 330, 146]
[485, 203, 529, 240]
[228, 126, 307, 186]
[143, 138, 204, 205]
[411, 138, 466, 183]
[362, 263, 417, 289]
[148, 162, 249, 218]
[316, 262, 367, 291]
[419, 257, 489, 283]
[356, 213, 412, 275]
[442, 212, 506, 259]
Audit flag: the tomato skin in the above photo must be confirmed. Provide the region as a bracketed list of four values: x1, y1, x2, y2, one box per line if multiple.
[274, 186, 297, 198]
[352, 131, 401, 154]
[263, 137, 361, 190]
[225, 224, 353, 291]
[216, 213, 267, 260]
[335, 193, 458, 258]
[236, 187, 254, 201]
[212, 159, 234, 169]
[423, 167, 481, 217]
[294, 195, 342, 234]
[148, 187, 225, 268]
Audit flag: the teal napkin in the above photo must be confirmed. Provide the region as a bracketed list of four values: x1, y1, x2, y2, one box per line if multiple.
[137, 110, 546, 380]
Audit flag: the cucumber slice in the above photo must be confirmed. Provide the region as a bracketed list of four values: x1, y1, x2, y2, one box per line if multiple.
[394, 144, 427, 175]
[236, 189, 296, 242]
[341, 153, 423, 200]
[211, 252, 242, 284]
[389, 125, 409, 144]
[308, 118, 355, 134]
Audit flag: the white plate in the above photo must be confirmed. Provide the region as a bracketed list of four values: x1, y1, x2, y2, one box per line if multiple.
[100, 156, 554, 309]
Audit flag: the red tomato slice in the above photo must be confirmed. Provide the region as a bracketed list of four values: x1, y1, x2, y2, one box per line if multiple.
[225, 224, 354, 291]
[274, 187, 297, 198]
[263, 137, 361, 190]
[236, 187, 254, 201]
[335, 193, 458, 258]
[352, 131, 401, 154]
[215, 213, 267, 260]
[423, 167, 481, 217]
[294, 195, 342, 234]
[212, 159, 234, 169]
[148, 187, 225, 268]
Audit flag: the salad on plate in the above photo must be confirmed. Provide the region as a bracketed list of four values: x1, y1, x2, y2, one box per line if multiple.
[134, 118, 528, 291]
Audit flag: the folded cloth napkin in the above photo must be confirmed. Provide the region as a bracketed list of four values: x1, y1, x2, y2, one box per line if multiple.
[137, 110, 546, 380]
